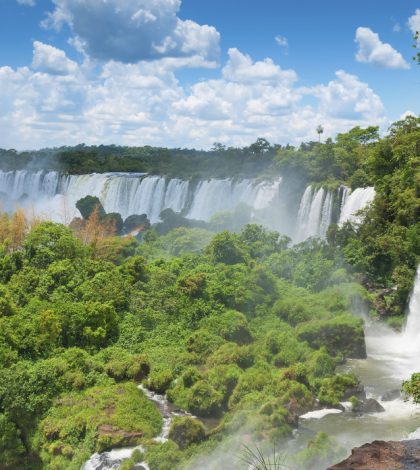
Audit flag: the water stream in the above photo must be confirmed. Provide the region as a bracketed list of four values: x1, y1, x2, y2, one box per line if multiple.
[82, 386, 192, 470]
[298, 265, 420, 465]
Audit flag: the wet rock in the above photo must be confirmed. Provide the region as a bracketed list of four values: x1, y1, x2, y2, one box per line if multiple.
[327, 439, 420, 470]
[97, 424, 144, 448]
[352, 398, 385, 414]
[381, 389, 401, 401]
[343, 382, 367, 401]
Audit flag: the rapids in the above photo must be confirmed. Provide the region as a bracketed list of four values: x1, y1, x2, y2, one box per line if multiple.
[296, 265, 420, 467]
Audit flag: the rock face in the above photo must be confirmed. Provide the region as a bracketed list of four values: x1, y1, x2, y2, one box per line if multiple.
[352, 398, 385, 414]
[328, 440, 420, 470]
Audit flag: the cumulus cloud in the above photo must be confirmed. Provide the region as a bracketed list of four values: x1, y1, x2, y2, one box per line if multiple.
[222, 48, 297, 85]
[0, 47, 387, 150]
[355, 27, 410, 69]
[32, 41, 78, 75]
[275, 35, 288, 48]
[309, 70, 385, 120]
[408, 9, 420, 44]
[41, 0, 220, 65]
[17, 0, 35, 5]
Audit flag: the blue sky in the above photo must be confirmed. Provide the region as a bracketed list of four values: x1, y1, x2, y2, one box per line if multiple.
[0, 0, 419, 150]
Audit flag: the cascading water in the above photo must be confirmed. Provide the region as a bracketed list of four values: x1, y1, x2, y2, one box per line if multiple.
[295, 186, 333, 242]
[0, 170, 374, 242]
[296, 265, 420, 468]
[81, 385, 192, 470]
[339, 187, 375, 225]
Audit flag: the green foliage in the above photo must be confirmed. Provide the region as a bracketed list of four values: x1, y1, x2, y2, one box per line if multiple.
[168, 416, 207, 449]
[145, 441, 183, 470]
[37, 383, 162, 467]
[24, 223, 86, 269]
[403, 373, 420, 403]
[187, 381, 223, 417]
[0, 212, 392, 467]
[76, 196, 105, 220]
[147, 370, 174, 394]
[297, 314, 366, 359]
[0, 413, 26, 469]
[205, 231, 249, 265]
[294, 432, 346, 469]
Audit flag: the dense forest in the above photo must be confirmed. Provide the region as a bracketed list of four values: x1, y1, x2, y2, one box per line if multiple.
[0, 116, 418, 469]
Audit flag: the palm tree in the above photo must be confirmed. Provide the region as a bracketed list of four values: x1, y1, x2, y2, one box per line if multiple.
[316, 125, 324, 143]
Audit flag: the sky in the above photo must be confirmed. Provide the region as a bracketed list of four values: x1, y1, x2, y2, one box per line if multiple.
[0, 0, 419, 150]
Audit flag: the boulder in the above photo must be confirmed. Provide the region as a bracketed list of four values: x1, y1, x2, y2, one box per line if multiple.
[328, 439, 420, 470]
[353, 398, 385, 414]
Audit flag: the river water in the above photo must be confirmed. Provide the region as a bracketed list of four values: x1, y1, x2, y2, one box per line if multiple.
[298, 265, 420, 465]
[82, 266, 420, 469]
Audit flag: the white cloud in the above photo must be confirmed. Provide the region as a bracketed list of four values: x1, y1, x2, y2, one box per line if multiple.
[42, 0, 220, 65]
[32, 41, 78, 75]
[222, 48, 297, 85]
[393, 23, 401, 33]
[17, 0, 35, 6]
[399, 110, 416, 120]
[309, 70, 385, 121]
[408, 9, 420, 45]
[355, 27, 410, 69]
[275, 35, 288, 48]
[0, 48, 387, 150]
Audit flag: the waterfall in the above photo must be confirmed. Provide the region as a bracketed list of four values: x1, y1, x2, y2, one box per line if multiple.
[403, 265, 420, 344]
[339, 187, 375, 225]
[0, 170, 374, 242]
[365, 265, 420, 382]
[186, 178, 279, 221]
[0, 170, 281, 226]
[63, 173, 187, 223]
[295, 186, 333, 242]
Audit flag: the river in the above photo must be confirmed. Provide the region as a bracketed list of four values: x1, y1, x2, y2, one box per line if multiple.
[82, 266, 420, 469]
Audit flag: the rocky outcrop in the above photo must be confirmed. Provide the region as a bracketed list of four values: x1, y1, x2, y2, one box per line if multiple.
[328, 440, 420, 470]
[352, 398, 385, 414]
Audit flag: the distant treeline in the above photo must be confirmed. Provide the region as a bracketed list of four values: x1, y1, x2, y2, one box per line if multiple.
[0, 138, 281, 179]
[1, 117, 418, 187]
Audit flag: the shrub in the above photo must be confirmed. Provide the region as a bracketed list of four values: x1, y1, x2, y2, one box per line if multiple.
[168, 416, 206, 449]
[187, 381, 223, 417]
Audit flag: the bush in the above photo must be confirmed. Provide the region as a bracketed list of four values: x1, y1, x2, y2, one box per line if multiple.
[187, 381, 223, 417]
[95, 347, 150, 382]
[24, 223, 86, 269]
[168, 416, 206, 449]
[148, 369, 174, 394]
[205, 231, 249, 265]
[297, 314, 366, 359]
[37, 383, 162, 466]
[206, 343, 255, 369]
[76, 196, 105, 220]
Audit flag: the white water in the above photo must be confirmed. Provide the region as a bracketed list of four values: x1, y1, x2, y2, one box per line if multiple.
[81, 385, 192, 470]
[298, 265, 420, 466]
[339, 186, 375, 225]
[82, 447, 147, 470]
[295, 186, 333, 242]
[0, 170, 374, 242]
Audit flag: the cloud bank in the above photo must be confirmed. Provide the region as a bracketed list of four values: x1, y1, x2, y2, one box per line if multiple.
[0, 40, 387, 150]
[355, 27, 410, 69]
[42, 0, 220, 65]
